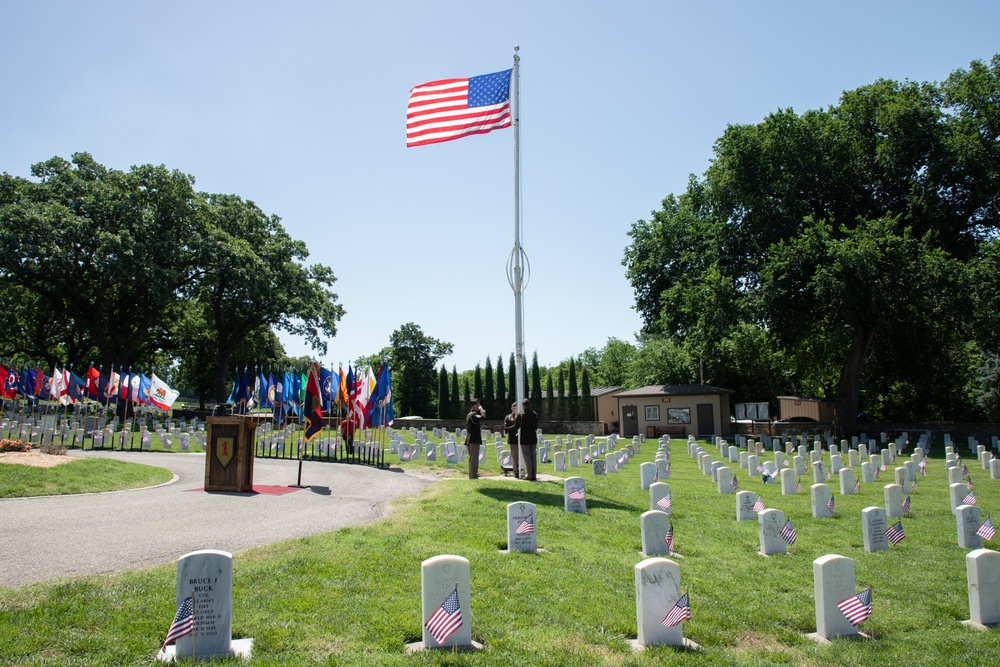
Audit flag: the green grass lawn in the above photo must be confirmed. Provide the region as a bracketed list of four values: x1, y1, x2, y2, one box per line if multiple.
[1, 438, 999, 666]
[0, 457, 174, 498]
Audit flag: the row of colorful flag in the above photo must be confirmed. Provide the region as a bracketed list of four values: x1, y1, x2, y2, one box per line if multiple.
[0, 365, 179, 411]
[228, 363, 394, 430]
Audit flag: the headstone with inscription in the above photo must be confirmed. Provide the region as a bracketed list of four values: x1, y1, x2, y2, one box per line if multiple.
[564, 477, 586, 514]
[812, 461, 826, 484]
[862, 507, 889, 552]
[736, 490, 757, 521]
[759, 508, 787, 556]
[170, 549, 242, 660]
[811, 484, 833, 518]
[811, 554, 862, 640]
[506, 502, 538, 553]
[957, 504, 983, 550]
[640, 510, 673, 557]
[418, 555, 475, 650]
[633, 557, 688, 649]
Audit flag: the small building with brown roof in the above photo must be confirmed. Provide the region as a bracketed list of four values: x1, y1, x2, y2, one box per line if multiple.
[614, 384, 734, 439]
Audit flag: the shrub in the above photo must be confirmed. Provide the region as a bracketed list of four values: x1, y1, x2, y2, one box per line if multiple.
[40, 442, 67, 456]
[0, 439, 32, 452]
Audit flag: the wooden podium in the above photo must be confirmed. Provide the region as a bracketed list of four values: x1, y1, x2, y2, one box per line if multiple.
[205, 417, 256, 492]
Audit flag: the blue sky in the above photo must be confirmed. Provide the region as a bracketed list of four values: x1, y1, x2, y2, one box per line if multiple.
[2, 2, 997, 373]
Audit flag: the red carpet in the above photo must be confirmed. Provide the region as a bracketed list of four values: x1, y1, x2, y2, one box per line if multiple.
[187, 485, 304, 495]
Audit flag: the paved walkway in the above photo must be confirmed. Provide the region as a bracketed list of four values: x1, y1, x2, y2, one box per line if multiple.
[0, 450, 438, 588]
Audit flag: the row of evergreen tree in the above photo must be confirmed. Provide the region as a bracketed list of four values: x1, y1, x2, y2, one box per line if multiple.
[436, 352, 594, 421]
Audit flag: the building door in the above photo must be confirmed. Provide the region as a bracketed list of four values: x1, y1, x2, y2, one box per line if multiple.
[622, 405, 638, 437]
[696, 403, 714, 437]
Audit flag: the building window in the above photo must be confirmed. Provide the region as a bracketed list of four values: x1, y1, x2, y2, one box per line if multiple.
[645, 405, 660, 421]
[667, 408, 691, 424]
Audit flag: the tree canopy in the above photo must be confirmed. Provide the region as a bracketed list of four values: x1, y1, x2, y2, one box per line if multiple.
[623, 55, 1000, 434]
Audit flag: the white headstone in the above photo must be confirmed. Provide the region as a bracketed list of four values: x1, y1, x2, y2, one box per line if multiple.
[965, 548, 1000, 627]
[650, 482, 671, 515]
[812, 461, 826, 483]
[420, 555, 473, 649]
[758, 508, 787, 556]
[634, 557, 685, 647]
[564, 477, 586, 513]
[640, 462, 657, 489]
[780, 469, 797, 495]
[506, 502, 538, 553]
[174, 549, 234, 659]
[884, 484, 904, 517]
[860, 461, 874, 483]
[862, 507, 889, 552]
[957, 504, 983, 550]
[840, 468, 856, 495]
[812, 554, 861, 640]
[736, 490, 757, 522]
[554, 451, 566, 473]
[811, 484, 833, 518]
[640, 510, 673, 557]
[894, 467, 911, 494]
[950, 483, 968, 514]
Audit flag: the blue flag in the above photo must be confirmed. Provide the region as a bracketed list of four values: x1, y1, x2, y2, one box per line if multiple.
[320, 366, 334, 412]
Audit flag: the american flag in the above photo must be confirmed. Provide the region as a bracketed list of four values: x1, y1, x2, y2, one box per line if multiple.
[780, 519, 797, 545]
[401, 448, 411, 461]
[665, 523, 674, 554]
[162, 596, 194, 648]
[660, 592, 690, 627]
[753, 495, 765, 512]
[919, 459, 926, 476]
[875, 467, 881, 480]
[912, 479, 918, 492]
[583, 453, 591, 463]
[425, 588, 463, 645]
[837, 587, 873, 626]
[967, 476, 974, 490]
[827, 496, 835, 513]
[730, 475, 739, 491]
[514, 518, 535, 535]
[406, 70, 512, 147]
[854, 479, 861, 493]
[656, 494, 672, 511]
[962, 464, 970, 477]
[502, 455, 511, 466]
[880, 463, 886, 472]
[541, 451, 549, 463]
[902, 495, 911, 515]
[885, 520, 905, 545]
[795, 479, 802, 493]
[976, 517, 996, 541]
[964, 490, 978, 506]
[653, 472, 658, 483]
[568, 488, 586, 501]
[755, 464, 764, 473]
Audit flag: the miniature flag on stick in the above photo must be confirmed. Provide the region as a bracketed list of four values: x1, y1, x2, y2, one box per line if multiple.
[885, 520, 906, 545]
[827, 496, 835, 513]
[902, 495, 911, 515]
[660, 591, 690, 627]
[515, 518, 535, 535]
[656, 493, 672, 511]
[854, 478, 861, 493]
[780, 519, 797, 545]
[837, 587, 873, 626]
[964, 490, 978, 506]
[731, 475, 739, 491]
[976, 517, 996, 541]
[753, 495, 765, 512]
[162, 595, 194, 648]
[665, 523, 674, 554]
[568, 488, 586, 501]
[425, 588, 463, 645]
[967, 476, 975, 491]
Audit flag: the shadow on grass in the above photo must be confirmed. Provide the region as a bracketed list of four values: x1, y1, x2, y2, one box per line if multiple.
[476, 485, 632, 511]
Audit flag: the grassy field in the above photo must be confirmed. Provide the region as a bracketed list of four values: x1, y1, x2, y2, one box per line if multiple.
[0, 457, 174, 498]
[1, 437, 999, 666]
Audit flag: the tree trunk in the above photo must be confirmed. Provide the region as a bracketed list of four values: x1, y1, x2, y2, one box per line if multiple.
[831, 325, 877, 439]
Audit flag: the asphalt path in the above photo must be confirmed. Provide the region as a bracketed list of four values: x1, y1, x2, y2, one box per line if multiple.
[0, 450, 438, 588]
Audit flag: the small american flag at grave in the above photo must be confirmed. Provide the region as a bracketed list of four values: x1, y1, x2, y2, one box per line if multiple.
[837, 587, 873, 626]
[665, 523, 674, 554]
[753, 495, 765, 512]
[660, 592, 690, 628]
[854, 479, 861, 493]
[964, 490, 978, 506]
[162, 596, 194, 648]
[425, 588, 463, 645]
[967, 476, 975, 490]
[731, 476, 739, 490]
[885, 520, 905, 545]
[976, 517, 996, 541]
[902, 495, 911, 515]
[780, 519, 797, 545]
[515, 519, 535, 535]
[656, 494, 672, 511]
[827, 496, 835, 513]
[568, 488, 585, 501]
